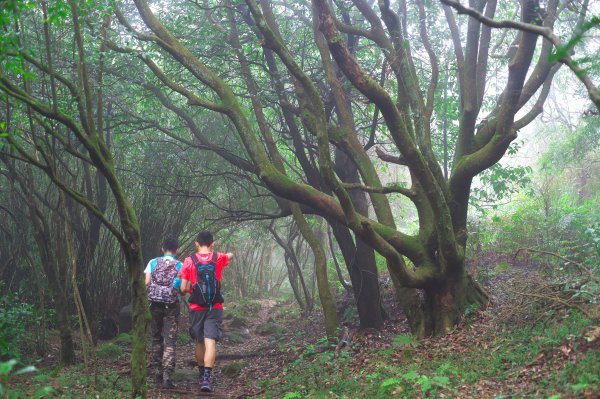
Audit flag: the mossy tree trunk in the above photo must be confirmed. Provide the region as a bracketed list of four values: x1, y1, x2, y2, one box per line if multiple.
[332, 149, 384, 329]
[423, 266, 489, 336]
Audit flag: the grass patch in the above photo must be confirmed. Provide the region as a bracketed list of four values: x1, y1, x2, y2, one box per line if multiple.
[115, 333, 132, 345]
[177, 332, 191, 345]
[494, 262, 511, 273]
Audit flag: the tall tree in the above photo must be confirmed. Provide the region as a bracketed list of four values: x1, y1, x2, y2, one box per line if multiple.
[111, 0, 591, 336]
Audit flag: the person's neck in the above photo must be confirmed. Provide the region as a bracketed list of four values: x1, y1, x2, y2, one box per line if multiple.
[163, 252, 175, 256]
[196, 246, 212, 254]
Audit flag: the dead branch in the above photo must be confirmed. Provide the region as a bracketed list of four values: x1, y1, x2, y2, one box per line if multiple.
[503, 287, 591, 318]
[514, 247, 600, 285]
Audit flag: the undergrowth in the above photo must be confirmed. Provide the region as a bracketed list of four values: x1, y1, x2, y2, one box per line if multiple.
[3, 362, 133, 398]
[266, 310, 598, 398]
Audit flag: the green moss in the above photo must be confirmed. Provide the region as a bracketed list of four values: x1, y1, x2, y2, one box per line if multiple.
[226, 314, 249, 328]
[225, 330, 249, 344]
[256, 321, 285, 336]
[222, 361, 248, 378]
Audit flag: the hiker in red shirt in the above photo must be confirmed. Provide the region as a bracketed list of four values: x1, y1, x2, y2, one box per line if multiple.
[180, 231, 233, 393]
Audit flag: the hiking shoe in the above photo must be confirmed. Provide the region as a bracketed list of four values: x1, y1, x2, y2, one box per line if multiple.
[154, 373, 163, 385]
[199, 377, 213, 392]
[162, 379, 176, 389]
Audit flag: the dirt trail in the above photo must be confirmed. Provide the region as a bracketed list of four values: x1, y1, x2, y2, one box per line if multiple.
[148, 299, 291, 398]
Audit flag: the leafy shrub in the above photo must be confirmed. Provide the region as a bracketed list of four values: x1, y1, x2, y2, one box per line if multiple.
[96, 343, 122, 360]
[0, 289, 39, 358]
[115, 333, 132, 345]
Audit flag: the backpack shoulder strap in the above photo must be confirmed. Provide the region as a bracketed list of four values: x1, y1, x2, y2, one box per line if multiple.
[149, 258, 163, 284]
[211, 252, 218, 264]
[191, 254, 200, 267]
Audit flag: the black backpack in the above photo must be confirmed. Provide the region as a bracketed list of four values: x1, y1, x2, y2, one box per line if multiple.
[189, 253, 223, 310]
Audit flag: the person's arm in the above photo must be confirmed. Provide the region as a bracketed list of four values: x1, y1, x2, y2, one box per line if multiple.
[225, 252, 234, 260]
[144, 260, 153, 286]
[180, 258, 191, 294]
[180, 278, 190, 293]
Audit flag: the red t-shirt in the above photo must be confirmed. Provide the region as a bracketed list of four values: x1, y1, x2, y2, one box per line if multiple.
[181, 252, 229, 310]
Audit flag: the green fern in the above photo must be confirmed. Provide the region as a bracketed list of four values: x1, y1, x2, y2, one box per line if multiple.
[282, 391, 303, 399]
[380, 377, 402, 389]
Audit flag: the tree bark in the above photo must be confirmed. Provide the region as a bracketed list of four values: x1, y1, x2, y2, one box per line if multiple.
[423, 265, 489, 336]
[332, 148, 384, 328]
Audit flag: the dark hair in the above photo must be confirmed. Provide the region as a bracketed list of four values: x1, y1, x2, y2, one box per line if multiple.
[195, 231, 214, 247]
[162, 237, 179, 252]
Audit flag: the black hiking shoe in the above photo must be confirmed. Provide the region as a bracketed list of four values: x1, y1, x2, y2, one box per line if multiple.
[162, 379, 176, 389]
[199, 376, 212, 392]
[154, 373, 163, 385]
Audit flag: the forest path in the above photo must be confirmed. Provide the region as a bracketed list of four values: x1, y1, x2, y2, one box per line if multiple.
[148, 299, 302, 398]
[144, 253, 596, 398]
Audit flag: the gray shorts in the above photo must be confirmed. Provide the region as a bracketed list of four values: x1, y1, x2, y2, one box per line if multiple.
[189, 308, 223, 342]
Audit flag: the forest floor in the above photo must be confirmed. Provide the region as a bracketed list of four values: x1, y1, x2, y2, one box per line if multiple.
[9, 252, 600, 398]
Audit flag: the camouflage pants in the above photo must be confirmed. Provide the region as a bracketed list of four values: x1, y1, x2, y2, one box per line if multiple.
[150, 302, 180, 380]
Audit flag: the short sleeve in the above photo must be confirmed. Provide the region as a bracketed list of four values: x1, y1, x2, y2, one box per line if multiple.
[217, 252, 230, 268]
[214, 252, 229, 281]
[180, 257, 193, 281]
[172, 261, 183, 289]
[144, 259, 155, 274]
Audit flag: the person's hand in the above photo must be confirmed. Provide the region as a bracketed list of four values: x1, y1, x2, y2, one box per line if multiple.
[226, 252, 234, 260]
